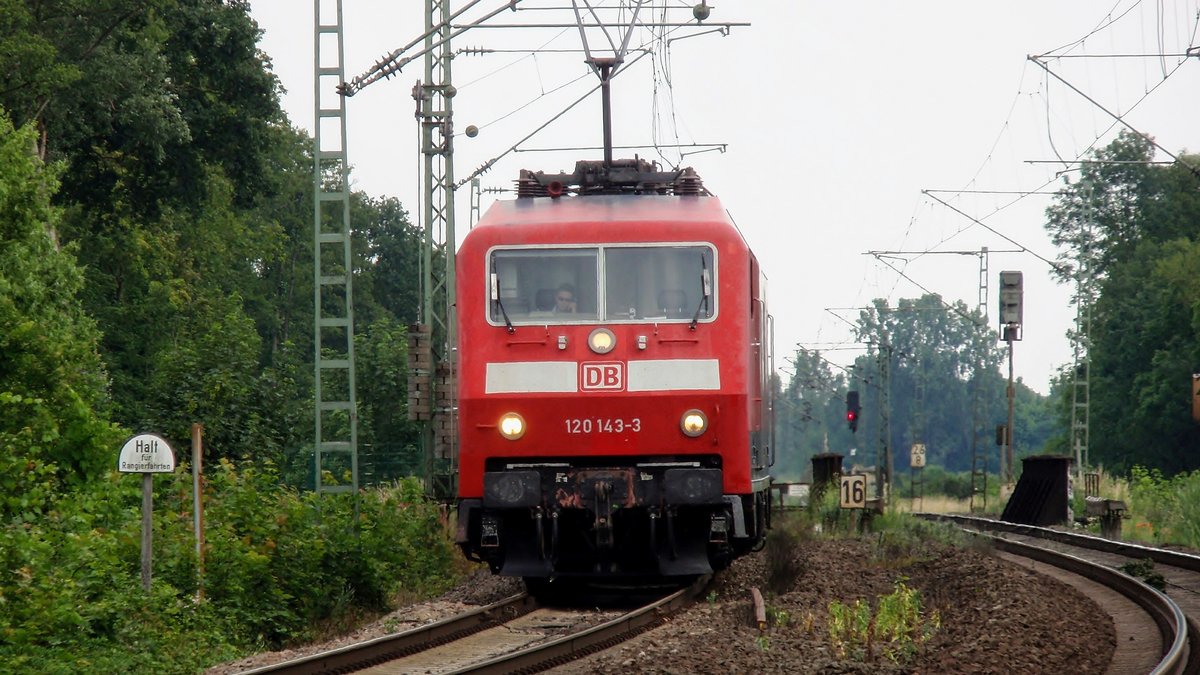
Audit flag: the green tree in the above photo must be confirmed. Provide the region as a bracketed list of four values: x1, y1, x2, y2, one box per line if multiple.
[1045, 133, 1200, 474]
[1086, 238, 1200, 472]
[0, 1, 428, 476]
[353, 195, 424, 327]
[0, 1, 280, 207]
[0, 2, 313, 460]
[775, 294, 1059, 482]
[848, 294, 1051, 473]
[0, 112, 121, 518]
[775, 348, 848, 479]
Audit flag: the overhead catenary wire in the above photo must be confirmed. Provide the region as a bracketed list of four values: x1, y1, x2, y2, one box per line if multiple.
[340, 0, 525, 96]
[462, 69, 593, 136]
[425, 1, 743, 181]
[909, 2, 1199, 258]
[454, 47, 655, 188]
[1035, 51, 1197, 57]
[1040, 0, 1145, 57]
[451, 7, 726, 162]
[1029, 53, 1200, 179]
[923, 191, 1067, 275]
[868, 255, 987, 327]
[913, 30, 1197, 263]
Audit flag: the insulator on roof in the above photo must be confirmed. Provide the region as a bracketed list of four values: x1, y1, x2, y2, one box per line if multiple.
[516, 169, 549, 198]
[674, 167, 704, 196]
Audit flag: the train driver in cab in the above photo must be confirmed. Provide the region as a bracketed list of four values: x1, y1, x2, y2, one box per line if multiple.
[554, 283, 577, 314]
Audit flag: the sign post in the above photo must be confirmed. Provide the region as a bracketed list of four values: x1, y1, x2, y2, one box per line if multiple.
[191, 423, 205, 601]
[910, 443, 926, 510]
[118, 434, 176, 591]
[839, 474, 867, 510]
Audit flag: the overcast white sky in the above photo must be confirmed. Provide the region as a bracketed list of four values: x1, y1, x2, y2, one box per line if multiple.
[249, 1, 1200, 395]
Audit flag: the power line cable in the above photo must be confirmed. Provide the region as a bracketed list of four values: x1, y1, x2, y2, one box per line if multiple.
[1042, 0, 1144, 56]
[919, 24, 1197, 257]
[1029, 54, 1200, 179]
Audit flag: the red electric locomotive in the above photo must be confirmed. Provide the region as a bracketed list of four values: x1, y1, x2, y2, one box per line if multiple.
[454, 159, 773, 585]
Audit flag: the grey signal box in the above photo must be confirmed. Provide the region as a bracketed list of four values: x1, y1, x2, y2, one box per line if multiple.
[999, 271, 1023, 329]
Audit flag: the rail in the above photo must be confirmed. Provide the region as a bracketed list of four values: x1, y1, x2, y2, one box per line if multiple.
[917, 513, 1191, 675]
[240, 593, 535, 675]
[464, 575, 710, 674]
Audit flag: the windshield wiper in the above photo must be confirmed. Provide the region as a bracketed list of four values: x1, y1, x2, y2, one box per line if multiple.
[689, 253, 711, 331]
[490, 270, 515, 334]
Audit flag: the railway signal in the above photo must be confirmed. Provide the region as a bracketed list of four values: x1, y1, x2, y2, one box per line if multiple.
[846, 390, 860, 433]
[999, 270, 1023, 341]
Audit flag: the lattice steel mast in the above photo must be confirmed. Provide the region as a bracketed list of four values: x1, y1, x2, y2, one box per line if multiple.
[970, 248, 989, 511]
[416, 0, 459, 499]
[1071, 182, 1096, 481]
[312, 0, 359, 496]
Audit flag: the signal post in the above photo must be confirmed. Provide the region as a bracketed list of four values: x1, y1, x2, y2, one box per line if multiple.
[999, 271, 1023, 488]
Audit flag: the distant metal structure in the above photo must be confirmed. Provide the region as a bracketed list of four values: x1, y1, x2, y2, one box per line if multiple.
[870, 339, 892, 501]
[1071, 291, 1091, 480]
[866, 247, 1010, 510]
[312, 0, 359, 497]
[1071, 182, 1096, 481]
[970, 248, 989, 511]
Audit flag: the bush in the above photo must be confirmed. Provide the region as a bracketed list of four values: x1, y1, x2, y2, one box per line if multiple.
[1125, 466, 1200, 548]
[828, 580, 940, 665]
[0, 462, 460, 672]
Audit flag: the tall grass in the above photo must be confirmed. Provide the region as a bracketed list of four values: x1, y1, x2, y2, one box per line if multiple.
[893, 467, 1006, 515]
[1121, 466, 1200, 548]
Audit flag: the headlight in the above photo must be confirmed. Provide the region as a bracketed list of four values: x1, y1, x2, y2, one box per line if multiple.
[588, 327, 616, 354]
[680, 409, 708, 437]
[498, 412, 526, 440]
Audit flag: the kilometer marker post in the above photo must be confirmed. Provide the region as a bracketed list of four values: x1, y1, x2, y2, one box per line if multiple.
[117, 433, 176, 591]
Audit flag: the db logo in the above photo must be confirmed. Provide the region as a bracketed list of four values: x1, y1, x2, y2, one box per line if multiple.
[580, 362, 624, 391]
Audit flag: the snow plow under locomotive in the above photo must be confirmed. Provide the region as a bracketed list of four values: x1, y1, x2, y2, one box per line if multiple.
[454, 159, 773, 586]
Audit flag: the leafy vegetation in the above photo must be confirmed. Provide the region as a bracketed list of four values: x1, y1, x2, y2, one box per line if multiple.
[1044, 132, 1200, 475]
[797, 508, 948, 665]
[0, 469, 456, 672]
[0, 0, 433, 479]
[827, 580, 940, 665]
[0, 4, 458, 671]
[1118, 559, 1166, 592]
[1120, 466, 1200, 548]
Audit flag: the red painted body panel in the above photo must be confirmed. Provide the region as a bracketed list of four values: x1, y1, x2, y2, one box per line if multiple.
[456, 195, 762, 499]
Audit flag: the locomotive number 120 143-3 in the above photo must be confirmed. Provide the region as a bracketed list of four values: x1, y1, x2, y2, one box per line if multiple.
[564, 418, 641, 434]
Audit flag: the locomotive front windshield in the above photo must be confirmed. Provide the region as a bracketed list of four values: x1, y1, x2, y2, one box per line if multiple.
[489, 244, 715, 324]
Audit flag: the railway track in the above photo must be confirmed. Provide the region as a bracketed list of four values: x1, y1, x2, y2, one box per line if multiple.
[919, 513, 1200, 675]
[241, 577, 709, 674]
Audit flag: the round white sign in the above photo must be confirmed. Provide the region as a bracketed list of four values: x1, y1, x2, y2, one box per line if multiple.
[118, 433, 176, 473]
